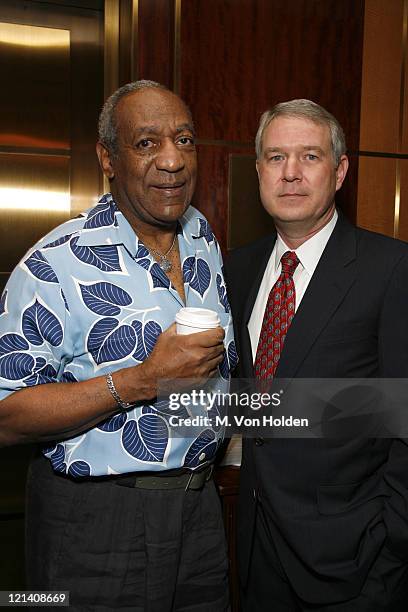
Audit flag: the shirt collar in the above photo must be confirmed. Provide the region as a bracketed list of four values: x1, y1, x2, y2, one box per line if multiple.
[274, 209, 338, 276]
[75, 193, 199, 257]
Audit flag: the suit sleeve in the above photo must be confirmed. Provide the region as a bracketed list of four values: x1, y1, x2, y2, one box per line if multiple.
[379, 252, 408, 559]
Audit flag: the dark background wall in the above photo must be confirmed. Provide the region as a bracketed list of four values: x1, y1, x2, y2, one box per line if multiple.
[130, 0, 408, 252]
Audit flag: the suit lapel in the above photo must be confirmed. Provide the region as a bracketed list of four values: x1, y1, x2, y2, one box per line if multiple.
[275, 214, 357, 378]
[240, 234, 277, 377]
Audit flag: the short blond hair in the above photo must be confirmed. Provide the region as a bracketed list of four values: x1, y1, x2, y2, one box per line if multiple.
[255, 99, 346, 166]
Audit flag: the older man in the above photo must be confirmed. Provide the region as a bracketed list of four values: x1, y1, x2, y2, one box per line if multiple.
[0, 80, 235, 611]
[226, 100, 408, 610]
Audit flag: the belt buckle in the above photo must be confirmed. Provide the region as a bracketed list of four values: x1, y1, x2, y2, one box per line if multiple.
[184, 464, 213, 491]
[184, 472, 194, 491]
[205, 464, 214, 482]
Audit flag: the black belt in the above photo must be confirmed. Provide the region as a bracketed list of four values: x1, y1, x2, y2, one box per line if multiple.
[115, 465, 214, 490]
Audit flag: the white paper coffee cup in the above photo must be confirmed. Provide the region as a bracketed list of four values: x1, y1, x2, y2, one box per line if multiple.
[175, 307, 220, 335]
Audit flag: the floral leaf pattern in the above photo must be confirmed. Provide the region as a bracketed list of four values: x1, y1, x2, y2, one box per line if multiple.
[24, 363, 57, 386]
[43, 234, 72, 249]
[136, 258, 150, 271]
[70, 236, 121, 272]
[135, 258, 170, 289]
[216, 273, 230, 313]
[0, 333, 28, 356]
[219, 340, 238, 379]
[219, 352, 229, 380]
[227, 340, 238, 372]
[87, 318, 136, 365]
[80, 282, 132, 316]
[61, 371, 78, 383]
[132, 320, 162, 362]
[83, 198, 117, 229]
[24, 251, 59, 283]
[34, 356, 46, 370]
[135, 243, 149, 258]
[183, 429, 217, 467]
[197, 218, 214, 244]
[97, 412, 128, 432]
[122, 415, 169, 462]
[150, 263, 170, 289]
[22, 300, 63, 347]
[0, 196, 233, 477]
[0, 352, 34, 380]
[0, 333, 33, 380]
[183, 257, 211, 298]
[68, 460, 91, 477]
[49, 444, 66, 473]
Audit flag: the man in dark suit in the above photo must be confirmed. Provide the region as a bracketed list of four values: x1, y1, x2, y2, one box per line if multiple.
[226, 99, 408, 610]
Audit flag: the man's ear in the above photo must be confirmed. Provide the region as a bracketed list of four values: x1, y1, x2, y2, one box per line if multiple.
[335, 155, 349, 192]
[96, 142, 115, 179]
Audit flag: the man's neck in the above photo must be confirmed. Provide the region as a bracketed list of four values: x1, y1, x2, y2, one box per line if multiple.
[276, 206, 336, 250]
[111, 191, 178, 252]
[134, 224, 178, 253]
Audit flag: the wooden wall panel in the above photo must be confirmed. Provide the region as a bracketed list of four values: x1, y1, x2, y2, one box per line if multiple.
[360, 0, 404, 153]
[357, 157, 396, 237]
[228, 154, 276, 249]
[402, 3, 408, 154]
[399, 159, 408, 240]
[193, 145, 229, 250]
[137, 0, 175, 88]
[180, 0, 364, 152]
[118, 0, 134, 85]
[336, 154, 359, 224]
[357, 0, 408, 239]
[193, 144, 253, 252]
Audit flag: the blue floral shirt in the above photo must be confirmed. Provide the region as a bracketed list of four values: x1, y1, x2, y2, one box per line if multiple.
[0, 194, 237, 477]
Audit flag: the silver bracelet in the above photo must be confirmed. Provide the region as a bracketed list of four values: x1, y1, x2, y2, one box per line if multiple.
[106, 372, 133, 410]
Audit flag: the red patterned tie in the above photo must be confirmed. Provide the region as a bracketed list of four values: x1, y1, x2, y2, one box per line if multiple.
[254, 251, 300, 379]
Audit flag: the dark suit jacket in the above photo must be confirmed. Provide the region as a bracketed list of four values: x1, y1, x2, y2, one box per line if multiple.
[226, 213, 408, 604]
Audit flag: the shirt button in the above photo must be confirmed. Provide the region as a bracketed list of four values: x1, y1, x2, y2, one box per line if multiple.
[199, 452, 206, 461]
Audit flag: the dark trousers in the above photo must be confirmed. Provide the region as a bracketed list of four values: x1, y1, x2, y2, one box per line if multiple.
[241, 503, 408, 612]
[26, 453, 229, 611]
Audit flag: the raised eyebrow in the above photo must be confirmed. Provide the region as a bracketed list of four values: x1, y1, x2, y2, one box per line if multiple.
[303, 146, 325, 154]
[175, 124, 195, 136]
[133, 125, 159, 140]
[263, 146, 325, 154]
[133, 126, 160, 137]
[132, 124, 195, 137]
[263, 147, 285, 155]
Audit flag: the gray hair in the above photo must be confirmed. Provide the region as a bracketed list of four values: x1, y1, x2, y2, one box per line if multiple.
[255, 99, 346, 166]
[98, 80, 169, 155]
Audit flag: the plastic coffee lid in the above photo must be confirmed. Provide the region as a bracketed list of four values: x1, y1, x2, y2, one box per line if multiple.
[175, 307, 220, 328]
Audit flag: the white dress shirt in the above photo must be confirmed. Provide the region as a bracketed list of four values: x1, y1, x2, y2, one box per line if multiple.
[248, 210, 338, 362]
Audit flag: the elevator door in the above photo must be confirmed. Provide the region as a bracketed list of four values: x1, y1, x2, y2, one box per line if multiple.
[0, 0, 104, 589]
